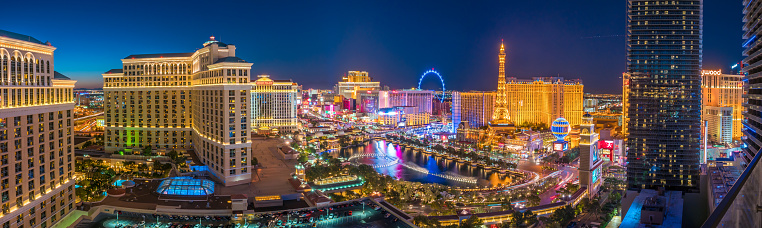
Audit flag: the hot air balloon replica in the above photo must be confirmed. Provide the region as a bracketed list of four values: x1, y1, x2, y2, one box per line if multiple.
[551, 117, 571, 152]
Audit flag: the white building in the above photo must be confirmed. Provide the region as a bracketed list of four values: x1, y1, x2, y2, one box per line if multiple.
[251, 75, 300, 133]
[705, 106, 733, 145]
[0, 29, 77, 228]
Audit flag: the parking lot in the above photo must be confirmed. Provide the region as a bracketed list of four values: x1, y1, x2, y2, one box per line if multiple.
[89, 200, 413, 228]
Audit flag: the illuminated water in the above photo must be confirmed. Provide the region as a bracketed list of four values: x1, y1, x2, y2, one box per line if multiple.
[338, 140, 515, 187]
[112, 179, 127, 187]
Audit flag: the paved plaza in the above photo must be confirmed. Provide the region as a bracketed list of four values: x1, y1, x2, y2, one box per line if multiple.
[216, 138, 299, 197]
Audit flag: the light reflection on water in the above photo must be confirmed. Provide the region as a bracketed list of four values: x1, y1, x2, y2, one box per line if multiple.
[338, 140, 514, 187]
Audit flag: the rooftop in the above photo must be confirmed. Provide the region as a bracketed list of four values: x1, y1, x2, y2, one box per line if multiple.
[104, 69, 123, 74]
[0, 29, 46, 45]
[53, 71, 71, 80]
[156, 177, 215, 196]
[620, 189, 683, 228]
[123, 53, 193, 59]
[214, 56, 247, 64]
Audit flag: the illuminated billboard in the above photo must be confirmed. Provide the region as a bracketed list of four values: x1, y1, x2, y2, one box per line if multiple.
[553, 141, 568, 152]
[599, 140, 614, 150]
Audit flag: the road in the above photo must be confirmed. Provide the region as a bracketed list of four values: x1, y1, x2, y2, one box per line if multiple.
[538, 163, 578, 205]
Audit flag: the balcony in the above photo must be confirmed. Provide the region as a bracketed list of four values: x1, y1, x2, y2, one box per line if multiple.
[701, 146, 762, 227]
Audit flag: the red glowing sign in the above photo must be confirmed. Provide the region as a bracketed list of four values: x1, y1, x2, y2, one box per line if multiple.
[256, 80, 273, 85]
[599, 140, 614, 150]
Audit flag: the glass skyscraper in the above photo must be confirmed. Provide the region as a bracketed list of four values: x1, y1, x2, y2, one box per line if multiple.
[625, 0, 702, 191]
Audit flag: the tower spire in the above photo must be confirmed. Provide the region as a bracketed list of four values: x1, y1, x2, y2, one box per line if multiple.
[492, 40, 510, 124]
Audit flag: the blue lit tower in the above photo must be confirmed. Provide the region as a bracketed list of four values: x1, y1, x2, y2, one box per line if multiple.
[626, 0, 702, 191]
[579, 113, 603, 197]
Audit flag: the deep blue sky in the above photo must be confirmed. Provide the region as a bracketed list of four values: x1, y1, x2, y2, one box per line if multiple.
[2, 0, 743, 93]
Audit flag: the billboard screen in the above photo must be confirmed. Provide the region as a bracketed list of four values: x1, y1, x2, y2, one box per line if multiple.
[599, 140, 614, 150]
[553, 142, 566, 152]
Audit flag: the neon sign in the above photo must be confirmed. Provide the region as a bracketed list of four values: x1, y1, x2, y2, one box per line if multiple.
[599, 140, 614, 150]
[701, 69, 722, 76]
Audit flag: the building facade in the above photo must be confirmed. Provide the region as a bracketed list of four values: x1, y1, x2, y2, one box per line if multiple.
[0, 30, 77, 228]
[334, 71, 380, 106]
[251, 75, 299, 133]
[377, 106, 429, 127]
[504, 77, 584, 127]
[378, 90, 433, 115]
[625, 0, 702, 191]
[103, 37, 254, 186]
[579, 113, 603, 197]
[701, 69, 743, 144]
[458, 91, 496, 129]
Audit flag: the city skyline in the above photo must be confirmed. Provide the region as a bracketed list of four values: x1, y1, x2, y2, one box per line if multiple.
[1, 0, 742, 93]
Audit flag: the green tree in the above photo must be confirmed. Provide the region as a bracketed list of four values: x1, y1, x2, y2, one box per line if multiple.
[298, 153, 308, 163]
[412, 215, 441, 228]
[137, 163, 149, 172]
[167, 150, 179, 160]
[549, 205, 576, 226]
[459, 215, 483, 228]
[141, 146, 152, 156]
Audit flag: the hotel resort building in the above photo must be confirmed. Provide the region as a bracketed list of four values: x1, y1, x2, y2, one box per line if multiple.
[103, 37, 254, 186]
[0, 30, 77, 228]
[251, 75, 299, 133]
[701, 69, 743, 144]
[504, 77, 584, 127]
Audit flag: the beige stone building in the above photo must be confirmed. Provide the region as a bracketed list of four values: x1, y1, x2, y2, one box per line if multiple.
[103, 37, 253, 186]
[0, 30, 77, 228]
[504, 77, 584, 127]
[251, 75, 300, 132]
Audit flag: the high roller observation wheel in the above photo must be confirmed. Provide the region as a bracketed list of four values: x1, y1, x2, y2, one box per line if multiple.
[417, 69, 446, 102]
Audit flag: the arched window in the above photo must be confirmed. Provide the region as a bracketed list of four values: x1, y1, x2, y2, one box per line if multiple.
[46, 60, 50, 74]
[10, 56, 16, 84]
[0, 54, 5, 85]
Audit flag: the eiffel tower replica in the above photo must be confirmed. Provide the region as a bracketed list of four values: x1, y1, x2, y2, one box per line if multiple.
[490, 40, 514, 133]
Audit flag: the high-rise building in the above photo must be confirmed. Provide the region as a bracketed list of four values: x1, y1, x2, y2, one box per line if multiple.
[432, 91, 452, 116]
[621, 73, 633, 137]
[0, 30, 77, 228]
[625, 0, 702, 191]
[504, 77, 584, 127]
[704, 106, 733, 145]
[700, 1, 762, 226]
[458, 91, 496, 129]
[701, 69, 743, 144]
[103, 36, 254, 186]
[334, 71, 380, 102]
[378, 90, 433, 114]
[251, 75, 299, 133]
[451, 91, 461, 132]
[492, 41, 510, 124]
[378, 90, 433, 126]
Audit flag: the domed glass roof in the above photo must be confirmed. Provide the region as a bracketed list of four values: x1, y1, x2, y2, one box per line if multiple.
[156, 177, 215, 196]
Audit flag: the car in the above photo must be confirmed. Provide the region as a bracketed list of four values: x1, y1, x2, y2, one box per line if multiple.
[567, 221, 578, 228]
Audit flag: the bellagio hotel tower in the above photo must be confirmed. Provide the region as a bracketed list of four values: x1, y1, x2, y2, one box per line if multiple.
[103, 37, 253, 186]
[0, 30, 77, 228]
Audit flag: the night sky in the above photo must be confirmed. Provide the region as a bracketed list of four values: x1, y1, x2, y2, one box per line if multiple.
[1, 0, 743, 93]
